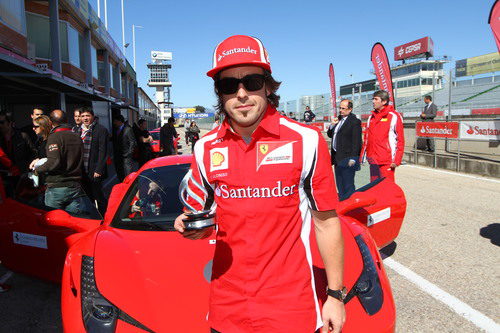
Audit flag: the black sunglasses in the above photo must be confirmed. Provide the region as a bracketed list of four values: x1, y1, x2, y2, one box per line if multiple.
[33, 125, 40, 128]
[215, 74, 265, 95]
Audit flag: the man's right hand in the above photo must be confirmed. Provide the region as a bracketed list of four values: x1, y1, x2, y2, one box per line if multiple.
[174, 213, 214, 240]
[29, 158, 40, 170]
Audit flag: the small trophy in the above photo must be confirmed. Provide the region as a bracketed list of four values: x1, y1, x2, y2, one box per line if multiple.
[178, 170, 215, 230]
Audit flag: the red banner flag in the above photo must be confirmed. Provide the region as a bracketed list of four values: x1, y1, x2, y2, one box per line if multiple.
[371, 43, 395, 105]
[329, 63, 337, 117]
[489, 0, 500, 52]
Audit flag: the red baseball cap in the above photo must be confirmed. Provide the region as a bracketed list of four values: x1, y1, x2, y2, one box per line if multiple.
[207, 35, 271, 78]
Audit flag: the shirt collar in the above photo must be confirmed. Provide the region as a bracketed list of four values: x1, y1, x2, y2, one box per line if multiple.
[216, 105, 280, 139]
[372, 104, 393, 117]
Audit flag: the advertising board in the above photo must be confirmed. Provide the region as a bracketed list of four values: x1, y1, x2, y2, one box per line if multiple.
[151, 51, 173, 61]
[459, 120, 500, 141]
[394, 37, 434, 61]
[455, 53, 500, 77]
[416, 122, 459, 138]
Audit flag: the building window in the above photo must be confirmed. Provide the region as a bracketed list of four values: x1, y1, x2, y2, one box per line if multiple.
[26, 13, 68, 61]
[0, 0, 26, 35]
[67, 25, 80, 68]
[91, 46, 98, 79]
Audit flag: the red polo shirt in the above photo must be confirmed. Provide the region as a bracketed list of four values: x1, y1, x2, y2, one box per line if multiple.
[185, 106, 338, 332]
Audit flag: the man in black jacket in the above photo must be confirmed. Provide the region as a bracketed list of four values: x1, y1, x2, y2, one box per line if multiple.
[33, 110, 84, 214]
[420, 95, 438, 152]
[112, 114, 136, 182]
[159, 117, 178, 156]
[327, 99, 362, 198]
[0, 113, 36, 174]
[79, 107, 109, 215]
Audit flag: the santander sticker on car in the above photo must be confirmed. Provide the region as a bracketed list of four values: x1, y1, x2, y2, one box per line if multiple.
[367, 207, 391, 227]
[256, 141, 295, 170]
[13, 231, 48, 249]
[210, 147, 228, 172]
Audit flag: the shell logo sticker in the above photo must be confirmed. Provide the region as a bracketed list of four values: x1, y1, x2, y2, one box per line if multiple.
[212, 152, 225, 167]
[210, 147, 228, 172]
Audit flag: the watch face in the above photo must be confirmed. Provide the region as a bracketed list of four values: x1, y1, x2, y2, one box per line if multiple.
[341, 287, 347, 299]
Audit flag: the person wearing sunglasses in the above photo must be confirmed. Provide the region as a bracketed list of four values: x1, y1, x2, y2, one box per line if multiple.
[174, 35, 345, 333]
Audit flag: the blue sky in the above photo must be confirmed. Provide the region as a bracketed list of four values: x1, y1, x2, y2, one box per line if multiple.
[90, 0, 497, 109]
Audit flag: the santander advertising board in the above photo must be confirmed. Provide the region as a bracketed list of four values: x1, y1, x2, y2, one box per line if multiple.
[416, 122, 459, 138]
[460, 120, 500, 141]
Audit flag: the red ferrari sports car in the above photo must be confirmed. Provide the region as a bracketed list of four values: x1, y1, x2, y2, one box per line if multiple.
[0, 156, 406, 332]
[149, 128, 181, 157]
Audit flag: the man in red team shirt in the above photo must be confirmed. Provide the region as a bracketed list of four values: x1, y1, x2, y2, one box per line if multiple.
[360, 90, 405, 182]
[174, 35, 345, 333]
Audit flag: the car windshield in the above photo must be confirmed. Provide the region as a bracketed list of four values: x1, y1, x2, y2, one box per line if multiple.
[150, 131, 160, 140]
[112, 163, 190, 231]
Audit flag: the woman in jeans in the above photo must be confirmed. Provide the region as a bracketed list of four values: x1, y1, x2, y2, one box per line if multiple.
[186, 121, 200, 153]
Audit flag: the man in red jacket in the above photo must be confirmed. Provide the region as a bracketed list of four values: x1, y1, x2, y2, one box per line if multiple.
[360, 90, 405, 182]
[174, 35, 345, 333]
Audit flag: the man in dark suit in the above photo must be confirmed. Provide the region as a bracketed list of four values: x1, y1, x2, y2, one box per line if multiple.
[159, 117, 178, 156]
[112, 114, 137, 182]
[327, 99, 362, 198]
[420, 95, 437, 152]
[79, 107, 109, 215]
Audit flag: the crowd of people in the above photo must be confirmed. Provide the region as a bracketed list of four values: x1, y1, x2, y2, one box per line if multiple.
[0, 106, 166, 216]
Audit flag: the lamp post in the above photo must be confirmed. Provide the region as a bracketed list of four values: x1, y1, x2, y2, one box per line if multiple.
[104, 0, 108, 29]
[132, 25, 143, 70]
[121, 0, 126, 54]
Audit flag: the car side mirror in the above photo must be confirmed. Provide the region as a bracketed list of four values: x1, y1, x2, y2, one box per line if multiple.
[43, 210, 98, 232]
[337, 193, 376, 215]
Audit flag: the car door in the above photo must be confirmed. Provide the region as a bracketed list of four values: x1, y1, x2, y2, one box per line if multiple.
[0, 174, 102, 283]
[337, 165, 407, 249]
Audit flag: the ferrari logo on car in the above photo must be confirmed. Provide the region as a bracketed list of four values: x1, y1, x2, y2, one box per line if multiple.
[259, 144, 269, 155]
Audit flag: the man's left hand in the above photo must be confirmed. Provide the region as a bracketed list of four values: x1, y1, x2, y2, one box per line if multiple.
[390, 163, 397, 169]
[421, 113, 426, 118]
[321, 298, 346, 332]
[94, 172, 101, 178]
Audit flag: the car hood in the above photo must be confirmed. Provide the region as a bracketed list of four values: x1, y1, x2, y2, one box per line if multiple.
[93, 228, 215, 332]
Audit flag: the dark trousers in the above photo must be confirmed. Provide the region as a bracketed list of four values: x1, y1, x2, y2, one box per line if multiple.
[82, 175, 108, 216]
[115, 157, 134, 182]
[334, 165, 356, 199]
[426, 138, 435, 152]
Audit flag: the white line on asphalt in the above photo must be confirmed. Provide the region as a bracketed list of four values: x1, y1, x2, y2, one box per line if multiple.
[0, 270, 13, 284]
[401, 164, 500, 184]
[384, 257, 500, 332]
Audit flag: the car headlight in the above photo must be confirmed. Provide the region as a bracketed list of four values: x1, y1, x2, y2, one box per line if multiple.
[344, 235, 384, 315]
[81, 256, 154, 332]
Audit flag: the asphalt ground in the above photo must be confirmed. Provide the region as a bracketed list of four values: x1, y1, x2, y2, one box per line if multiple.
[0, 130, 499, 332]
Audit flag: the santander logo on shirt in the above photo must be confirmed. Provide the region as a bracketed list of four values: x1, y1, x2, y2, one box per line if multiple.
[215, 181, 297, 199]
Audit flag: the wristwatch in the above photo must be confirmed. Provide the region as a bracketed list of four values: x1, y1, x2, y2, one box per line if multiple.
[326, 287, 347, 302]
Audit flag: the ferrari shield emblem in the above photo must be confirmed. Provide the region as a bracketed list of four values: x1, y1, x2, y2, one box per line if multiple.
[259, 144, 269, 155]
